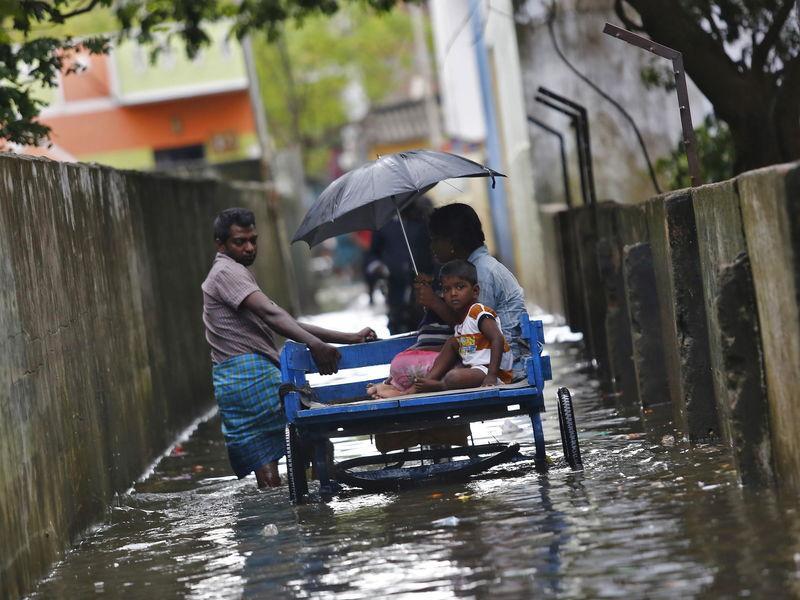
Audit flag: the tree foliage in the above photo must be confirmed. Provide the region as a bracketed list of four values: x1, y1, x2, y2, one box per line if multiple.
[0, 0, 402, 148]
[253, 6, 414, 178]
[1, 1, 111, 146]
[656, 114, 734, 188]
[615, 0, 800, 174]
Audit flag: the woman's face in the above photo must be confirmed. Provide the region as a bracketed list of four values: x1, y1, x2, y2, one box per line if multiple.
[430, 235, 455, 264]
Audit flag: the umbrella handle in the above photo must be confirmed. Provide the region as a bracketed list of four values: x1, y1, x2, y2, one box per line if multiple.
[395, 205, 419, 276]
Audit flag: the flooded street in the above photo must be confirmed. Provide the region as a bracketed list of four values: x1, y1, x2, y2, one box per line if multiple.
[32, 303, 800, 599]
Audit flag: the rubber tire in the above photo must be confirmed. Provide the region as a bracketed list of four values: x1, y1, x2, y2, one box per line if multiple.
[557, 387, 583, 470]
[285, 425, 309, 504]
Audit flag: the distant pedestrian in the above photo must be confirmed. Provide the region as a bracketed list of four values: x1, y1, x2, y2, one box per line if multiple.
[365, 196, 435, 333]
[201, 208, 376, 488]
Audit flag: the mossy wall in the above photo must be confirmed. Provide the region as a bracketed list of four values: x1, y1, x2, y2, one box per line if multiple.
[555, 162, 799, 490]
[0, 155, 294, 598]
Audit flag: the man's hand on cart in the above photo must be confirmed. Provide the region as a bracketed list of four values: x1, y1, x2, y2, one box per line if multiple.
[351, 327, 378, 343]
[309, 340, 341, 375]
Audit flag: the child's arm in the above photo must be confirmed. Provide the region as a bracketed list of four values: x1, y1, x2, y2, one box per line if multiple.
[478, 316, 506, 386]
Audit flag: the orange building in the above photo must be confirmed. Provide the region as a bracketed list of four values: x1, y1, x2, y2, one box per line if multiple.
[27, 24, 259, 171]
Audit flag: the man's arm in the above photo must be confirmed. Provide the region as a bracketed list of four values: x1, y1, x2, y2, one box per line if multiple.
[299, 322, 377, 344]
[478, 316, 505, 386]
[241, 291, 341, 375]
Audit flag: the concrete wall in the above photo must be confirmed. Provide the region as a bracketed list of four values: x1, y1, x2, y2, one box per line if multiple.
[693, 180, 772, 485]
[555, 161, 799, 489]
[0, 154, 294, 598]
[516, 0, 709, 206]
[738, 165, 800, 489]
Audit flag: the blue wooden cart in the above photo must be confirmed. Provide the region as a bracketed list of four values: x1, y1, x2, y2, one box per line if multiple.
[279, 313, 581, 503]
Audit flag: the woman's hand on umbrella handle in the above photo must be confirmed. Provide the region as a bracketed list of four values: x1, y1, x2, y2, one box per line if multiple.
[414, 274, 436, 308]
[414, 273, 433, 286]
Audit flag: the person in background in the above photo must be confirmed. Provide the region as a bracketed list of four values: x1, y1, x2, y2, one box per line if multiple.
[365, 196, 435, 334]
[415, 202, 529, 380]
[353, 230, 379, 305]
[202, 208, 376, 489]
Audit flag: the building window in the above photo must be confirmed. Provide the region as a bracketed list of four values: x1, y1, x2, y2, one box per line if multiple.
[154, 144, 205, 167]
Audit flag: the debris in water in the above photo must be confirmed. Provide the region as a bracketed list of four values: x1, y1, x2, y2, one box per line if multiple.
[429, 492, 443, 499]
[661, 434, 675, 447]
[94, 581, 104, 592]
[192, 465, 204, 473]
[262, 524, 279, 537]
[501, 420, 523, 435]
[432, 516, 460, 527]
[698, 482, 722, 491]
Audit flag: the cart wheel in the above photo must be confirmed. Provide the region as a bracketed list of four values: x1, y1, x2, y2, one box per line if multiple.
[286, 425, 308, 504]
[557, 387, 583, 470]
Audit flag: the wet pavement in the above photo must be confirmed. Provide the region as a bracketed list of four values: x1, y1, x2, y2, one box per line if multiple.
[31, 305, 800, 599]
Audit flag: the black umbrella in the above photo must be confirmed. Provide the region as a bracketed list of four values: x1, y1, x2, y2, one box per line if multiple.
[292, 149, 505, 274]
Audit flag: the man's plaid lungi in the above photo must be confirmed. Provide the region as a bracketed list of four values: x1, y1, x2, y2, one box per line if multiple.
[212, 353, 286, 478]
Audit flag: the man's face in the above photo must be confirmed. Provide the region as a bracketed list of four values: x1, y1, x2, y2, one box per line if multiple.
[441, 275, 479, 313]
[217, 224, 258, 266]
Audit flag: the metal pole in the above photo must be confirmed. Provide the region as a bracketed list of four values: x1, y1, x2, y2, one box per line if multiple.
[395, 205, 419, 276]
[603, 22, 702, 187]
[243, 34, 274, 177]
[242, 34, 301, 314]
[468, 0, 516, 272]
[527, 115, 573, 208]
[535, 96, 588, 206]
[538, 88, 597, 206]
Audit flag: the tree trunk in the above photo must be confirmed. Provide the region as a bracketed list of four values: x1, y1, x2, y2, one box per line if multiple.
[725, 113, 784, 175]
[719, 78, 790, 174]
[620, 0, 800, 175]
[775, 80, 800, 165]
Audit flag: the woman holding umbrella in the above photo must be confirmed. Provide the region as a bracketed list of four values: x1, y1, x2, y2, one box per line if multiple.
[415, 203, 528, 380]
[368, 201, 529, 399]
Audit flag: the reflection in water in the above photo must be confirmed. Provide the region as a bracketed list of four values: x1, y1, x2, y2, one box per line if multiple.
[32, 339, 800, 599]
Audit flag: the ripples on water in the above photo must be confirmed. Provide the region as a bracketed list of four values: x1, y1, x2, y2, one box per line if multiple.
[32, 326, 800, 599]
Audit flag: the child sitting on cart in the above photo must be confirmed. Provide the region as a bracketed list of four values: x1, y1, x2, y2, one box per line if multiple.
[366, 312, 452, 398]
[414, 260, 513, 392]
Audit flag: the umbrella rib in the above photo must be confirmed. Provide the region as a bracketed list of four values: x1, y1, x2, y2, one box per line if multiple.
[397, 154, 418, 190]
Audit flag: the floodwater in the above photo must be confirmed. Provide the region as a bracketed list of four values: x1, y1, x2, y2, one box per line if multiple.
[31, 304, 800, 599]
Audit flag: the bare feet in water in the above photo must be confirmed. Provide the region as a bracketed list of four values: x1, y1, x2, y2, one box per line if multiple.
[255, 461, 281, 488]
[413, 377, 446, 393]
